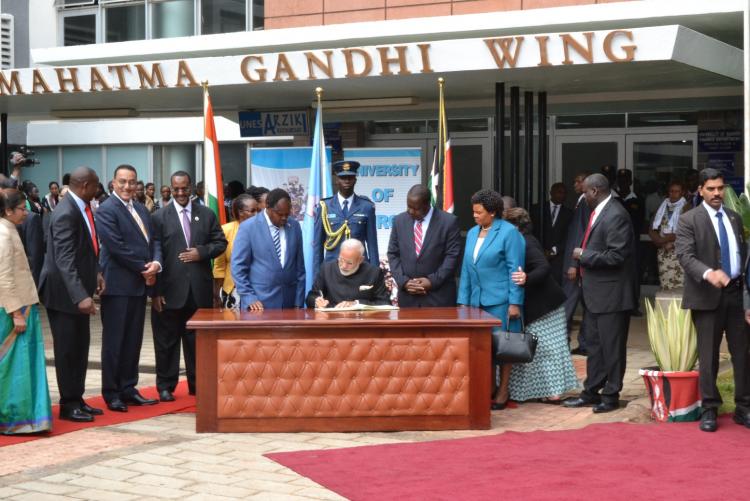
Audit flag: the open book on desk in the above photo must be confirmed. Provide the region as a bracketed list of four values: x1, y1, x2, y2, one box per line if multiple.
[315, 304, 399, 312]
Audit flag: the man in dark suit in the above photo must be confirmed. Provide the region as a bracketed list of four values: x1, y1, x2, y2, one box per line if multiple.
[96, 165, 161, 412]
[675, 168, 750, 432]
[313, 161, 378, 277]
[532, 182, 573, 286]
[38, 167, 105, 422]
[563, 173, 636, 413]
[562, 172, 592, 355]
[232, 188, 305, 311]
[151, 171, 227, 401]
[306, 238, 390, 308]
[387, 184, 461, 307]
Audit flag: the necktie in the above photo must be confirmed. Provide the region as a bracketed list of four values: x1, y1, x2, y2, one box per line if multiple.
[84, 203, 99, 256]
[716, 211, 732, 277]
[342, 199, 349, 218]
[129, 203, 148, 241]
[272, 226, 282, 264]
[181, 208, 191, 247]
[581, 210, 596, 249]
[414, 220, 423, 256]
[551, 204, 559, 226]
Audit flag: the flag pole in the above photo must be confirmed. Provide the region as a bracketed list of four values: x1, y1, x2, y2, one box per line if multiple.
[315, 86, 323, 190]
[201, 80, 209, 205]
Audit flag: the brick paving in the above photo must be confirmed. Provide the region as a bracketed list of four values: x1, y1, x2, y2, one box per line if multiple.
[1, 305, 730, 500]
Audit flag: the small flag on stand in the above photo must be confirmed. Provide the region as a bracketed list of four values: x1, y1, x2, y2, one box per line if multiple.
[203, 83, 227, 224]
[302, 87, 333, 292]
[429, 78, 454, 213]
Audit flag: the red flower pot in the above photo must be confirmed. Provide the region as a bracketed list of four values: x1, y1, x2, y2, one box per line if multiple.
[639, 367, 701, 422]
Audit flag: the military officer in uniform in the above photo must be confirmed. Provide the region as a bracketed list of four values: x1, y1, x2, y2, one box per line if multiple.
[313, 160, 379, 276]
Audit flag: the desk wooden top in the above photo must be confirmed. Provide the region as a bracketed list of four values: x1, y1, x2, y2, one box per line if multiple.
[187, 307, 501, 330]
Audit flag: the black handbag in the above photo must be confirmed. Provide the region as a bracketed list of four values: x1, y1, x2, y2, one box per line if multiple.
[493, 316, 537, 364]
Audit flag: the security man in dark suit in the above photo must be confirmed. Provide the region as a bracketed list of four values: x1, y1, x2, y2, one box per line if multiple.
[151, 171, 227, 401]
[563, 173, 636, 414]
[675, 168, 750, 432]
[313, 160, 378, 277]
[96, 165, 161, 412]
[531, 182, 573, 286]
[38, 167, 105, 422]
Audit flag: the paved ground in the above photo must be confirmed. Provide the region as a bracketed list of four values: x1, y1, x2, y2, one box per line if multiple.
[1, 303, 729, 500]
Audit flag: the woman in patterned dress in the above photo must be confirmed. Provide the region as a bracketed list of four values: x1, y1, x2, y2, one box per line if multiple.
[504, 208, 579, 402]
[648, 181, 688, 291]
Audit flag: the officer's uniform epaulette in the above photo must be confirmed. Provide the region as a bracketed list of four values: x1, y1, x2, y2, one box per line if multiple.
[356, 195, 374, 205]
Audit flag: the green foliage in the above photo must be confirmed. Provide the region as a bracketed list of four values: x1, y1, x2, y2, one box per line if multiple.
[645, 299, 698, 372]
[722, 185, 750, 238]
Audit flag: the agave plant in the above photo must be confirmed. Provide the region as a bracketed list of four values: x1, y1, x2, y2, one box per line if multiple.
[722, 184, 750, 238]
[645, 299, 698, 372]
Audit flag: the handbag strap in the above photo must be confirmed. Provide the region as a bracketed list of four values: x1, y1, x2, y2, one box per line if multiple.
[504, 312, 525, 333]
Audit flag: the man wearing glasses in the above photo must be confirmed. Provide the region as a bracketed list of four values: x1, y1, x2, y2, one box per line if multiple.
[150, 171, 227, 402]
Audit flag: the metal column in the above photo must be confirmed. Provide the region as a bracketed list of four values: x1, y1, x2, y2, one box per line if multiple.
[509, 86, 520, 201]
[494, 83, 505, 193]
[524, 91, 534, 209]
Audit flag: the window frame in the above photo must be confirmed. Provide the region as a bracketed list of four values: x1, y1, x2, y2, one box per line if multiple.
[58, 6, 101, 46]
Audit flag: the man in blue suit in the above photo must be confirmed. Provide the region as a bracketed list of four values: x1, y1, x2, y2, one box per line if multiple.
[232, 188, 305, 310]
[96, 164, 161, 412]
[313, 161, 378, 277]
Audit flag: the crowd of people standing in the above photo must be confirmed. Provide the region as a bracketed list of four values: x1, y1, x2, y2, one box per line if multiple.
[1, 157, 749, 435]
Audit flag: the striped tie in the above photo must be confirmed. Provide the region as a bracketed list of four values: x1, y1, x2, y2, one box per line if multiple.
[272, 226, 282, 264]
[414, 219, 423, 256]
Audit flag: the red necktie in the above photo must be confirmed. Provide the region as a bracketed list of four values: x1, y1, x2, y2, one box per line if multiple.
[581, 210, 596, 249]
[84, 203, 99, 256]
[414, 220, 423, 256]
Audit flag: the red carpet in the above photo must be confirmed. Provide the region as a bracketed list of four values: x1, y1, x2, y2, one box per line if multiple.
[267, 416, 750, 501]
[0, 381, 195, 447]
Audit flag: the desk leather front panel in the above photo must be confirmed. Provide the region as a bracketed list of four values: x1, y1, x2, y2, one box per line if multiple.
[216, 338, 470, 418]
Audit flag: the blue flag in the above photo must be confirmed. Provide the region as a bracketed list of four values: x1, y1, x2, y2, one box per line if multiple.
[302, 103, 333, 294]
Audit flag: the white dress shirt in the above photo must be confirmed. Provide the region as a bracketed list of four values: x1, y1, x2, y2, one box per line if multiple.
[337, 193, 354, 213]
[174, 201, 192, 246]
[590, 193, 613, 228]
[67, 190, 94, 239]
[264, 209, 287, 268]
[549, 201, 560, 226]
[414, 206, 434, 238]
[701, 202, 741, 279]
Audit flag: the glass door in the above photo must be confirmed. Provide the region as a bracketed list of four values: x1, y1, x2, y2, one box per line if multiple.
[554, 134, 625, 207]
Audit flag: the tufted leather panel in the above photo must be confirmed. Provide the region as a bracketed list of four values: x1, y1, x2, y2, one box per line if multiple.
[216, 338, 470, 418]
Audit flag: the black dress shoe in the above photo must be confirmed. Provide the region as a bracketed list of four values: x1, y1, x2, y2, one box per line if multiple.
[699, 408, 718, 432]
[570, 347, 588, 356]
[491, 400, 508, 411]
[159, 390, 175, 402]
[122, 393, 158, 406]
[562, 396, 600, 408]
[60, 408, 94, 422]
[733, 411, 750, 428]
[188, 388, 196, 396]
[107, 398, 128, 412]
[592, 401, 620, 413]
[81, 403, 103, 416]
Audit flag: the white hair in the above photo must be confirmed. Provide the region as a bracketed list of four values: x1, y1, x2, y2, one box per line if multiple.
[340, 238, 365, 256]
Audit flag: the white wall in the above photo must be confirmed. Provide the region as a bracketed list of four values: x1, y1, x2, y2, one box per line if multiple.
[28, 0, 57, 51]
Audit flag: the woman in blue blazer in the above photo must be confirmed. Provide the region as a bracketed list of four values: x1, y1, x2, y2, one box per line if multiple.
[458, 189, 525, 410]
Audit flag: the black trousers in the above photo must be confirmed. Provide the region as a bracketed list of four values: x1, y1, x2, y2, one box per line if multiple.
[151, 293, 197, 393]
[101, 295, 147, 403]
[563, 280, 588, 351]
[581, 305, 630, 404]
[691, 284, 750, 412]
[46, 308, 90, 412]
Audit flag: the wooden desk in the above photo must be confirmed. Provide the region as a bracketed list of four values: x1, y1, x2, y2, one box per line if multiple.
[189, 307, 499, 433]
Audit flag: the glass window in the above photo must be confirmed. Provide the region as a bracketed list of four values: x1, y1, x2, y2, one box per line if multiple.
[107, 145, 149, 182]
[252, 0, 264, 30]
[62, 146, 104, 181]
[367, 121, 428, 135]
[22, 148, 60, 194]
[219, 143, 247, 187]
[628, 112, 697, 128]
[202, 0, 246, 35]
[151, 0, 195, 39]
[64, 14, 97, 46]
[105, 4, 146, 42]
[555, 114, 626, 129]
[153, 144, 196, 191]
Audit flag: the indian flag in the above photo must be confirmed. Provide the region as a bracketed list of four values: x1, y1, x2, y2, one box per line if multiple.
[203, 85, 227, 224]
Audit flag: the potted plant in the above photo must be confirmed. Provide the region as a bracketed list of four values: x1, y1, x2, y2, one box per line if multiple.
[639, 299, 700, 422]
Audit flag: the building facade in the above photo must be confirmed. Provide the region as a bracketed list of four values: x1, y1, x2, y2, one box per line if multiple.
[0, 0, 744, 234]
